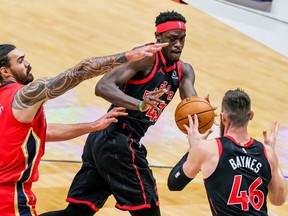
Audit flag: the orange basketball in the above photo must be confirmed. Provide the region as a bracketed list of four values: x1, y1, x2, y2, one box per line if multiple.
[175, 96, 214, 134]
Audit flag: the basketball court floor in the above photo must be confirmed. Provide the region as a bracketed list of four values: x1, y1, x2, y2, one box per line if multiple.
[0, 0, 287, 215]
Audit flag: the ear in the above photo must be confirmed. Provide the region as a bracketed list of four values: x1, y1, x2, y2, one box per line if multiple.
[0, 67, 9, 79]
[249, 111, 254, 120]
[221, 112, 227, 123]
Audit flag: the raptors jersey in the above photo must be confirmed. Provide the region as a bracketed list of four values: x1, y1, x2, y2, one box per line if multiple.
[204, 136, 271, 216]
[110, 50, 182, 138]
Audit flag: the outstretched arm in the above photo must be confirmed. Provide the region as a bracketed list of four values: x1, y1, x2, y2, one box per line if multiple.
[13, 43, 168, 123]
[45, 107, 127, 142]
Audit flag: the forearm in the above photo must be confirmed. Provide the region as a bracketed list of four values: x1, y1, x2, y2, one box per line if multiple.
[268, 167, 287, 205]
[96, 82, 140, 110]
[168, 152, 193, 191]
[46, 123, 95, 142]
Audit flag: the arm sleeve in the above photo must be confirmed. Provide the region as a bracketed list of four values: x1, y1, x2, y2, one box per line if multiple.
[167, 152, 193, 191]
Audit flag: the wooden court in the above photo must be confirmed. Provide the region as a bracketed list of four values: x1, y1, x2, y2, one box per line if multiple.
[1, 0, 287, 215]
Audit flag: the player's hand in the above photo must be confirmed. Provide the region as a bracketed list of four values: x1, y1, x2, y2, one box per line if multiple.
[126, 43, 169, 62]
[263, 121, 279, 150]
[139, 89, 168, 111]
[91, 107, 128, 131]
[204, 93, 219, 126]
[184, 114, 213, 149]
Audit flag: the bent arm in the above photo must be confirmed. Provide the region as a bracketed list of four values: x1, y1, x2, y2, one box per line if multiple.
[168, 143, 204, 191]
[95, 57, 153, 110]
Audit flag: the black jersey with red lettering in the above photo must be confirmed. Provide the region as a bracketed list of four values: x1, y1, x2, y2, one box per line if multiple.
[109, 50, 182, 138]
[204, 136, 271, 216]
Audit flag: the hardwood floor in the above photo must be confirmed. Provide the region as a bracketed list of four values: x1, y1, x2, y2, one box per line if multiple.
[1, 0, 287, 215]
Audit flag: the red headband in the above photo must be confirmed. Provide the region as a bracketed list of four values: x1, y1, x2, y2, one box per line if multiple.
[156, 21, 186, 33]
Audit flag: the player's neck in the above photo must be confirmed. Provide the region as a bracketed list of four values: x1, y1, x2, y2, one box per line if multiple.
[225, 127, 250, 144]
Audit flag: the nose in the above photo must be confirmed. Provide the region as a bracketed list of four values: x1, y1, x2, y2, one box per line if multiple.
[174, 39, 182, 48]
[24, 60, 30, 67]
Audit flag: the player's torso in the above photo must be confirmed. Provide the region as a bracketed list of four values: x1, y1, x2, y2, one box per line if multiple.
[0, 82, 46, 183]
[114, 51, 182, 137]
[204, 136, 271, 216]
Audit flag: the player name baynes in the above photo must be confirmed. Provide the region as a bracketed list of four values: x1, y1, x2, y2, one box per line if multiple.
[229, 156, 262, 173]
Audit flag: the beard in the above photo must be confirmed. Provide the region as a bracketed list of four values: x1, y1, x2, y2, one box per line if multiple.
[12, 65, 34, 85]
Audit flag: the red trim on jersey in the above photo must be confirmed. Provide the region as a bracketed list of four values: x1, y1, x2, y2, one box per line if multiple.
[127, 52, 159, 84]
[177, 61, 182, 82]
[66, 197, 100, 212]
[225, 135, 254, 147]
[116, 203, 151, 211]
[262, 143, 269, 160]
[129, 139, 147, 203]
[216, 138, 223, 159]
[209, 198, 218, 215]
[159, 51, 176, 72]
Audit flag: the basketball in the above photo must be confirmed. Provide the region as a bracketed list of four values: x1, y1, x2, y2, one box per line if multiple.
[175, 96, 214, 134]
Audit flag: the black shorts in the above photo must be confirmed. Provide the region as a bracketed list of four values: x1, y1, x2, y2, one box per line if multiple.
[66, 124, 159, 212]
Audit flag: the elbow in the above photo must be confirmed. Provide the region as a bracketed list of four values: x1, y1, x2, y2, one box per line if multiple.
[95, 81, 105, 97]
[167, 179, 185, 191]
[269, 196, 287, 206]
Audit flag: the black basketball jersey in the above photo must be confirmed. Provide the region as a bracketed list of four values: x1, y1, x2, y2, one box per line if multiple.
[109, 51, 182, 138]
[204, 136, 271, 216]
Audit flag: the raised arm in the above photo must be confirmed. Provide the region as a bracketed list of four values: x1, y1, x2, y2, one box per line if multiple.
[12, 43, 168, 122]
[263, 121, 287, 205]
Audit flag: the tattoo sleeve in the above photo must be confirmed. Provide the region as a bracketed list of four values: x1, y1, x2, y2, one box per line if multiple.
[13, 53, 127, 109]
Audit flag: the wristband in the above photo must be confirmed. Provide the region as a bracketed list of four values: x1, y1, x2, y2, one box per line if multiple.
[138, 101, 146, 112]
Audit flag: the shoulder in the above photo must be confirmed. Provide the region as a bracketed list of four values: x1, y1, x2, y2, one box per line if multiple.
[194, 139, 219, 158]
[179, 61, 195, 76]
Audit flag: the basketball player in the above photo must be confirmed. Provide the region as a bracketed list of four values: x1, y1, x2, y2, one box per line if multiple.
[40, 11, 201, 216]
[168, 88, 287, 215]
[0, 42, 167, 216]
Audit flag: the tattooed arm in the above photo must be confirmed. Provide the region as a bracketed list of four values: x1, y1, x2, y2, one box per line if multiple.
[12, 43, 168, 123]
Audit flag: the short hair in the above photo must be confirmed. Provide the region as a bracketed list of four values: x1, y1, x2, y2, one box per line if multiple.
[155, 10, 186, 26]
[0, 44, 16, 67]
[0, 44, 16, 83]
[221, 88, 251, 127]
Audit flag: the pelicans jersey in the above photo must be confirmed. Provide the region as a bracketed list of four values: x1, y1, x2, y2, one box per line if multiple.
[204, 136, 271, 216]
[0, 82, 46, 216]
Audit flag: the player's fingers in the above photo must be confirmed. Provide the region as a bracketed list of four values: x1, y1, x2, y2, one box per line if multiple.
[203, 129, 213, 138]
[110, 107, 126, 112]
[183, 124, 190, 133]
[262, 130, 268, 144]
[193, 114, 199, 128]
[272, 121, 279, 137]
[187, 114, 194, 128]
[204, 93, 210, 103]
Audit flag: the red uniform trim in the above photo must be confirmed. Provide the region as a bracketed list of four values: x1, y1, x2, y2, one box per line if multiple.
[216, 138, 223, 159]
[129, 139, 147, 203]
[127, 53, 159, 84]
[66, 197, 100, 212]
[225, 135, 254, 147]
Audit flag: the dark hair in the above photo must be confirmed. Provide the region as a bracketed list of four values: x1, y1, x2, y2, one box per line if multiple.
[0, 44, 16, 67]
[221, 88, 251, 127]
[0, 44, 15, 84]
[155, 10, 186, 26]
